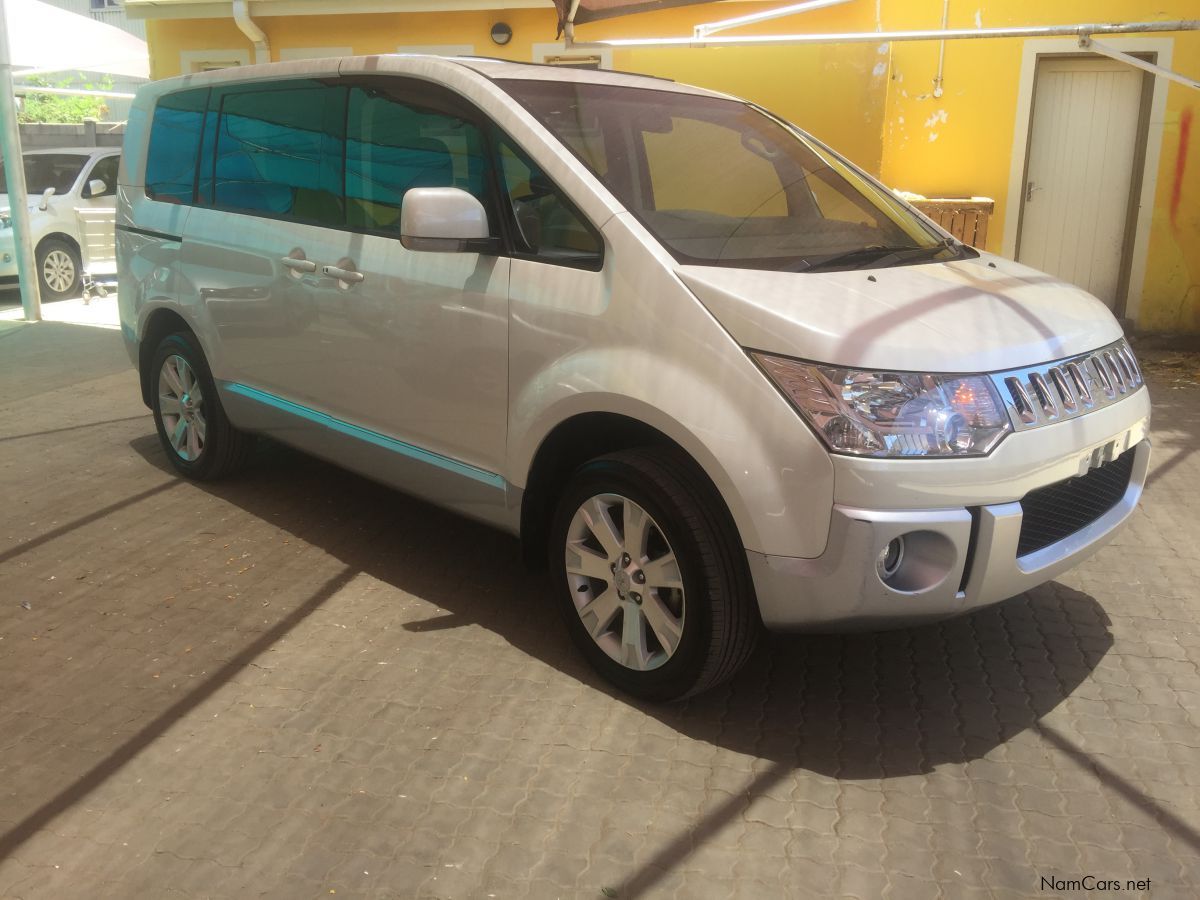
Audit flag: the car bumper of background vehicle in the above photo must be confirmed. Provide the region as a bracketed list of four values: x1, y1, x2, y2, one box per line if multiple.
[749, 439, 1150, 631]
[0, 235, 17, 279]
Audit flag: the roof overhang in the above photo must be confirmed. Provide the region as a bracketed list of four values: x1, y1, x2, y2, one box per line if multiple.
[123, 0, 555, 19]
[8, 0, 150, 78]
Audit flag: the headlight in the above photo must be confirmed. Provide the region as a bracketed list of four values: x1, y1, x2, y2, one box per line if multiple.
[754, 353, 1012, 457]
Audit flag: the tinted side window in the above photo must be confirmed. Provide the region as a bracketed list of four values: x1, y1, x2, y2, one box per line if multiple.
[86, 156, 119, 198]
[495, 136, 602, 269]
[345, 85, 494, 234]
[213, 83, 345, 228]
[145, 88, 208, 204]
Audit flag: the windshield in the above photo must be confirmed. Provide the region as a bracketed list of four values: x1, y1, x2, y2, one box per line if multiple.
[497, 80, 968, 272]
[0, 153, 87, 196]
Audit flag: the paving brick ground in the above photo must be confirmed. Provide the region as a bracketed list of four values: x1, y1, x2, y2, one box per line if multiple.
[1, 306, 1199, 898]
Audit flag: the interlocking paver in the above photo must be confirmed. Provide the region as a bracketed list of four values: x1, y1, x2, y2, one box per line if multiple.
[3, 318, 1200, 897]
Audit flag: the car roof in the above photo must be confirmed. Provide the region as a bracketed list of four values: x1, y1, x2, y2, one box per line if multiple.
[146, 53, 730, 101]
[452, 56, 722, 96]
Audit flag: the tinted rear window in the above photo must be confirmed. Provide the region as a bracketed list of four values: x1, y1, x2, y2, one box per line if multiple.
[213, 82, 346, 228]
[145, 88, 208, 204]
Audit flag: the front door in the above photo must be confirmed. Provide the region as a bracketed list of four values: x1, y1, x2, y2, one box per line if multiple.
[337, 78, 510, 475]
[1017, 57, 1147, 310]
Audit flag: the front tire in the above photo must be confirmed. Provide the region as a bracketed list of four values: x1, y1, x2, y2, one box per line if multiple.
[36, 239, 81, 301]
[150, 331, 253, 480]
[549, 448, 759, 700]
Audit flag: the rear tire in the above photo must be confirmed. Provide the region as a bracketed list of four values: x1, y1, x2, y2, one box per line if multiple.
[149, 331, 253, 480]
[549, 447, 759, 701]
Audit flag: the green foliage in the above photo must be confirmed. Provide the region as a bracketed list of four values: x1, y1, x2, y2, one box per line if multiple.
[17, 74, 113, 124]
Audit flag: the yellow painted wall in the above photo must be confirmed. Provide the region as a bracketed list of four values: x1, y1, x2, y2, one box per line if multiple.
[875, 1, 1200, 333]
[144, 1, 1200, 332]
[146, 3, 887, 171]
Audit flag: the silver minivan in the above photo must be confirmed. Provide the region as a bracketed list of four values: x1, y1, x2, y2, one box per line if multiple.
[117, 56, 1150, 699]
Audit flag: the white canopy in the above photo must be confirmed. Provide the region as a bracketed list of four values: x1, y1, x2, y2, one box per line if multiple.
[8, 0, 148, 80]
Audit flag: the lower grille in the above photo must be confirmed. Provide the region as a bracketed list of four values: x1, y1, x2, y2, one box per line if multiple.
[1017, 447, 1136, 557]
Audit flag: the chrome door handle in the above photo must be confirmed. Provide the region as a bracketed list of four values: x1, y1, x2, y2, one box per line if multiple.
[281, 257, 317, 273]
[321, 265, 365, 284]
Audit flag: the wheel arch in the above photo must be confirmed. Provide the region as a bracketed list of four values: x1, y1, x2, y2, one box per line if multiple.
[518, 407, 753, 570]
[35, 232, 81, 258]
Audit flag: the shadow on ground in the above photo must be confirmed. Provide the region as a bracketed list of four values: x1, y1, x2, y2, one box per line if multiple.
[130, 431, 1112, 783]
[10, 324, 1199, 899]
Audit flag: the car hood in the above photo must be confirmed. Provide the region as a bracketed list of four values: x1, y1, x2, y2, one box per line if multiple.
[0, 197, 51, 216]
[676, 253, 1124, 373]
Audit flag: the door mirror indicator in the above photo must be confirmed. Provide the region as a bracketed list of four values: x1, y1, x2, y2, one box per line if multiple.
[401, 187, 493, 253]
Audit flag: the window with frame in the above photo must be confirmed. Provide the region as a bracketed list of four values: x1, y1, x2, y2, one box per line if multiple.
[212, 82, 345, 228]
[345, 85, 494, 235]
[85, 155, 119, 198]
[494, 136, 602, 269]
[145, 88, 208, 205]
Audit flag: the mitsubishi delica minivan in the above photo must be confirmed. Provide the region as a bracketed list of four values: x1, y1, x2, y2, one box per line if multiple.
[117, 56, 1150, 700]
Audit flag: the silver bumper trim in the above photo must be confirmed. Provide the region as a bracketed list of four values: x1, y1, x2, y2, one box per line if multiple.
[750, 440, 1150, 631]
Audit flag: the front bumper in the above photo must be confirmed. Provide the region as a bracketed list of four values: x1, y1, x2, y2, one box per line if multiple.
[750, 437, 1150, 631]
[0, 234, 17, 279]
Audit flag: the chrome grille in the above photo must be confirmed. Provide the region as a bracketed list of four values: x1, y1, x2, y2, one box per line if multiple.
[989, 339, 1143, 432]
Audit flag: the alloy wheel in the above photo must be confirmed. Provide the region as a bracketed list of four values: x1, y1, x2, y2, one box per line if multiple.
[157, 354, 206, 462]
[564, 493, 686, 671]
[42, 249, 75, 294]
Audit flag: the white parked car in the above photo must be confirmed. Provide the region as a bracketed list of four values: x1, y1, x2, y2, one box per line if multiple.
[0, 147, 121, 300]
[116, 57, 1150, 700]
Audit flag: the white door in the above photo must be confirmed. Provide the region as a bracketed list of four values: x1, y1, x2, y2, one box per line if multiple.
[1018, 57, 1145, 309]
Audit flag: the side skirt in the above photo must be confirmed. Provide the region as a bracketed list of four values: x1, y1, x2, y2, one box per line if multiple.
[220, 381, 521, 535]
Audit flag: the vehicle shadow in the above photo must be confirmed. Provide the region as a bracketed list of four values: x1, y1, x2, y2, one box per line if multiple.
[130, 432, 1112, 783]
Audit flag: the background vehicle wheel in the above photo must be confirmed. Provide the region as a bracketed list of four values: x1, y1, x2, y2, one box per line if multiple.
[36, 239, 81, 301]
[150, 331, 254, 480]
[550, 447, 759, 701]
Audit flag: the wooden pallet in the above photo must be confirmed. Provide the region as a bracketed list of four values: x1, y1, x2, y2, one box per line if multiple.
[909, 198, 995, 249]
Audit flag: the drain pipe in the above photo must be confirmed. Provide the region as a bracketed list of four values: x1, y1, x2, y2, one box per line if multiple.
[932, 0, 949, 98]
[232, 0, 270, 65]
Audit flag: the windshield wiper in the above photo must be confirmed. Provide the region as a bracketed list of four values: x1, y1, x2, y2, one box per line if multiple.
[802, 238, 957, 273]
[863, 238, 959, 269]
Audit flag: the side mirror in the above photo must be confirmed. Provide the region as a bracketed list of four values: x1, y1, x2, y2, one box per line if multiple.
[400, 187, 493, 253]
[85, 178, 108, 199]
[38, 187, 55, 211]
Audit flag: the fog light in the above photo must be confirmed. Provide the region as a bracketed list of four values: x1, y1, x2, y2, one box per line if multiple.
[877, 537, 905, 581]
[876, 530, 957, 593]
[3, 253, 11, 263]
